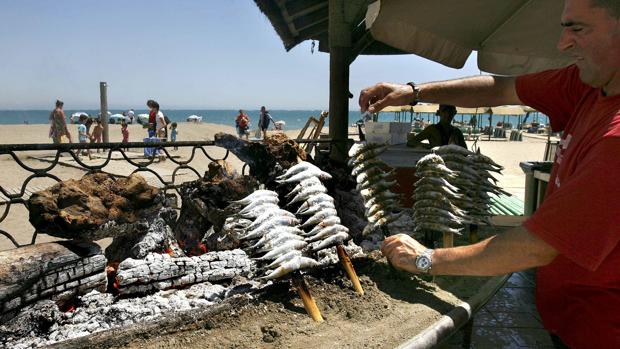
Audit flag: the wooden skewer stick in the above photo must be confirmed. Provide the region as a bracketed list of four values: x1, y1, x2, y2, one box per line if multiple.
[442, 232, 454, 248]
[292, 272, 323, 322]
[336, 244, 364, 295]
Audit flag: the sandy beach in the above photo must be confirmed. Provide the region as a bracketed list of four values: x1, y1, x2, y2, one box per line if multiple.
[0, 122, 550, 251]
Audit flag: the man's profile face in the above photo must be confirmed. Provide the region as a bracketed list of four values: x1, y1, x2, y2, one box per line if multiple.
[558, 0, 620, 89]
[437, 107, 455, 123]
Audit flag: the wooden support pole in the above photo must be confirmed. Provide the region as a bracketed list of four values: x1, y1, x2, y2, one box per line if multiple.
[292, 273, 323, 322]
[442, 232, 454, 248]
[336, 244, 364, 295]
[100, 82, 109, 143]
[328, 0, 352, 163]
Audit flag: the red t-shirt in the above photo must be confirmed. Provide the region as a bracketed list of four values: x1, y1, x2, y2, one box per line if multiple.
[516, 65, 620, 348]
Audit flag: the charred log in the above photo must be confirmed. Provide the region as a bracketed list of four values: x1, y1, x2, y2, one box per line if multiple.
[115, 250, 255, 295]
[0, 241, 107, 324]
[105, 208, 182, 262]
[263, 133, 307, 169]
[175, 172, 258, 253]
[28, 173, 164, 240]
[214, 133, 281, 183]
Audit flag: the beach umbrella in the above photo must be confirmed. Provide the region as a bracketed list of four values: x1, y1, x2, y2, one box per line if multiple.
[109, 114, 126, 124]
[186, 115, 203, 123]
[70, 112, 89, 124]
[365, 0, 574, 75]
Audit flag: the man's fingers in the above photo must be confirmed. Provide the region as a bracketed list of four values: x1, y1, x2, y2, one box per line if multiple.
[368, 92, 396, 113]
[359, 86, 380, 112]
[381, 235, 400, 254]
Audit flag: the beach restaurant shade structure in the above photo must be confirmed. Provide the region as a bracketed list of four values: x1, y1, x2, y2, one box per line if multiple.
[254, 0, 572, 159]
[365, 0, 574, 75]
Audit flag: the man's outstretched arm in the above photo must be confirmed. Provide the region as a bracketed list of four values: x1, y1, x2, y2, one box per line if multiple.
[381, 225, 558, 276]
[360, 76, 522, 113]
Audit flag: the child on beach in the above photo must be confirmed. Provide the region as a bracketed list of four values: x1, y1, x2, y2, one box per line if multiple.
[121, 121, 129, 151]
[170, 122, 178, 150]
[235, 110, 250, 140]
[91, 120, 103, 153]
[77, 115, 92, 160]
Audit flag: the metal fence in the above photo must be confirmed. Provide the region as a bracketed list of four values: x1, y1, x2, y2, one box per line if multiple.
[0, 139, 329, 250]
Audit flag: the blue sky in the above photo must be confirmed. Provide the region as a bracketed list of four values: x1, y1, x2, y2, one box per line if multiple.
[0, 0, 481, 110]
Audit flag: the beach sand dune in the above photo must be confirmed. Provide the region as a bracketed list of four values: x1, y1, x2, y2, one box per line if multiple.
[0, 123, 547, 251]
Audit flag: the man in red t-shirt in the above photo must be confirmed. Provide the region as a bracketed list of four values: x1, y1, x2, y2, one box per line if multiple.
[358, 1, 620, 348]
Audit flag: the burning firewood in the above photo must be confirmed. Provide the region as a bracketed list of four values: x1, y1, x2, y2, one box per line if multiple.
[0, 241, 107, 323]
[114, 250, 255, 296]
[174, 169, 259, 254]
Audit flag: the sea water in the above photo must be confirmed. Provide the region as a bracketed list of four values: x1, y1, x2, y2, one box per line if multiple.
[0, 109, 548, 130]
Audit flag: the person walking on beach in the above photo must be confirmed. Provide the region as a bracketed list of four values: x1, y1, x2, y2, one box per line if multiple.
[77, 115, 91, 160]
[170, 122, 178, 150]
[235, 110, 250, 140]
[91, 119, 103, 153]
[48, 99, 72, 144]
[359, 1, 620, 347]
[146, 100, 158, 138]
[258, 106, 275, 139]
[407, 104, 467, 149]
[127, 109, 135, 124]
[147, 100, 167, 160]
[121, 121, 129, 151]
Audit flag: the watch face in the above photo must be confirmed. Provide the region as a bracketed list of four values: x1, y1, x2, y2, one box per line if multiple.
[416, 256, 431, 270]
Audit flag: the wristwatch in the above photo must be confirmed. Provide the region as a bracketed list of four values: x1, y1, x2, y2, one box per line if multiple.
[415, 248, 434, 274]
[406, 82, 421, 106]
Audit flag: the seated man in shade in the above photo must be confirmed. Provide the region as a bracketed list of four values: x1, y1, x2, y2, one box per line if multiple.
[407, 104, 467, 149]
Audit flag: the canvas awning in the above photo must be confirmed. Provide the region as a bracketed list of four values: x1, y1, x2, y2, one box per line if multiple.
[365, 0, 575, 75]
[490, 106, 527, 115]
[382, 104, 491, 114]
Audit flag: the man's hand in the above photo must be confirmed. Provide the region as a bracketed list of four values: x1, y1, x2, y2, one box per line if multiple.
[380, 234, 427, 274]
[359, 83, 414, 113]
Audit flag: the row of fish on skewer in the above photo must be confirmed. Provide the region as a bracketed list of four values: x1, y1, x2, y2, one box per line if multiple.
[413, 153, 468, 235]
[221, 161, 349, 280]
[348, 142, 403, 235]
[433, 145, 506, 224]
[412, 144, 505, 236]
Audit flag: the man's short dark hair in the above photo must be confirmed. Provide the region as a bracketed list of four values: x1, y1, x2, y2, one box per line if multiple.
[439, 104, 457, 116]
[591, 0, 620, 17]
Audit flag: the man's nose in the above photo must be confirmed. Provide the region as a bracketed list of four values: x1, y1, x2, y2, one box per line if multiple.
[556, 28, 574, 52]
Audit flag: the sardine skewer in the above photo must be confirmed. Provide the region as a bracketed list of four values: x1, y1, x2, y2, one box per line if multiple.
[336, 245, 364, 295]
[292, 272, 323, 322]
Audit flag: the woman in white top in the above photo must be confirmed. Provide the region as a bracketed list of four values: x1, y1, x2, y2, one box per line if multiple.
[148, 100, 167, 140]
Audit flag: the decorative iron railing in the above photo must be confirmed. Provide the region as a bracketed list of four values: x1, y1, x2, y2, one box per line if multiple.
[0, 139, 332, 250]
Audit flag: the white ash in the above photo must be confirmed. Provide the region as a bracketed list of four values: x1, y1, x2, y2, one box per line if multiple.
[359, 209, 415, 251]
[312, 240, 364, 267]
[116, 250, 255, 295]
[2, 282, 232, 349]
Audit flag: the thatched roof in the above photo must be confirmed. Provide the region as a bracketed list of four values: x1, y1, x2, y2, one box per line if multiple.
[253, 0, 406, 56]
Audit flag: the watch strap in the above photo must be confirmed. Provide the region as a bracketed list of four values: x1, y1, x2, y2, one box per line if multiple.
[406, 82, 420, 106]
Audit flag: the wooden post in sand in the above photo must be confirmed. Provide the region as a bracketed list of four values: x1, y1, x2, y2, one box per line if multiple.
[336, 244, 364, 295]
[100, 82, 109, 143]
[292, 272, 323, 322]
